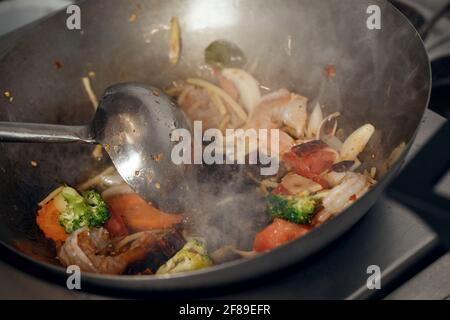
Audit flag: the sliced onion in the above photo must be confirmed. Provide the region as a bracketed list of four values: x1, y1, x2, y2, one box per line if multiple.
[115, 232, 146, 252]
[53, 193, 68, 213]
[221, 68, 261, 112]
[101, 184, 134, 200]
[340, 124, 375, 161]
[307, 103, 323, 138]
[324, 171, 347, 187]
[282, 173, 322, 195]
[38, 186, 64, 207]
[316, 112, 341, 141]
[322, 135, 343, 152]
[208, 90, 227, 115]
[350, 158, 362, 171]
[76, 166, 117, 191]
[186, 78, 248, 121]
[82, 77, 99, 110]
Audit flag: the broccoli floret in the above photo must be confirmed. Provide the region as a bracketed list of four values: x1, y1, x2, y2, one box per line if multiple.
[267, 194, 319, 224]
[82, 190, 110, 226]
[57, 187, 110, 233]
[156, 239, 213, 275]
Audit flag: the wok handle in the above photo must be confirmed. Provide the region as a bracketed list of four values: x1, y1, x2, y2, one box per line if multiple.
[388, 121, 450, 249]
[0, 122, 95, 143]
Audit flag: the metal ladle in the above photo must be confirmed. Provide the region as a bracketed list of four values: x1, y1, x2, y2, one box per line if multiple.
[0, 83, 192, 211]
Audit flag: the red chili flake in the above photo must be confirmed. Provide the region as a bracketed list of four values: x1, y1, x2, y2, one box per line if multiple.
[349, 194, 357, 201]
[325, 65, 336, 79]
[54, 60, 63, 70]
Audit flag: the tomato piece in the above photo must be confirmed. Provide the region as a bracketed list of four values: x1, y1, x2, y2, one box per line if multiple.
[282, 141, 337, 188]
[253, 218, 311, 252]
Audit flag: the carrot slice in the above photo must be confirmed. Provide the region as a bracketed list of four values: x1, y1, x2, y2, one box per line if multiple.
[107, 193, 183, 232]
[36, 200, 68, 243]
[104, 209, 128, 237]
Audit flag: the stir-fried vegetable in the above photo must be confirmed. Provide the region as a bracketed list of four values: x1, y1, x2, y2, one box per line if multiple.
[267, 194, 319, 225]
[169, 17, 181, 65]
[186, 78, 248, 121]
[253, 219, 311, 252]
[37, 187, 110, 238]
[82, 77, 98, 110]
[204, 40, 247, 69]
[56, 187, 110, 233]
[340, 124, 375, 161]
[106, 193, 183, 232]
[281, 173, 323, 195]
[221, 68, 261, 112]
[156, 239, 213, 275]
[36, 200, 68, 242]
[32, 50, 380, 276]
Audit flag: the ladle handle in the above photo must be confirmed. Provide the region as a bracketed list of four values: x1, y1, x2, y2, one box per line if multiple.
[0, 122, 95, 143]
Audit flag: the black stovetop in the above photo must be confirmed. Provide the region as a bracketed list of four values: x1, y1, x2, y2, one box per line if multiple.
[0, 0, 449, 300]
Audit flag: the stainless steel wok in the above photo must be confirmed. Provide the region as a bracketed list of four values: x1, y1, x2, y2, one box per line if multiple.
[0, 0, 431, 295]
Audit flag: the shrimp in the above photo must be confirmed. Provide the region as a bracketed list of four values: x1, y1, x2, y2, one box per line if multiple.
[57, 228, 183, 274]
[244, 90, 308, 155]
[322, 172, 370, 215]
[177, 85, 223, 130]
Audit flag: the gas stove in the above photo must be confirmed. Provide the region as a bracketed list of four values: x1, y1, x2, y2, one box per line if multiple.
[0, 0, 449, 300]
